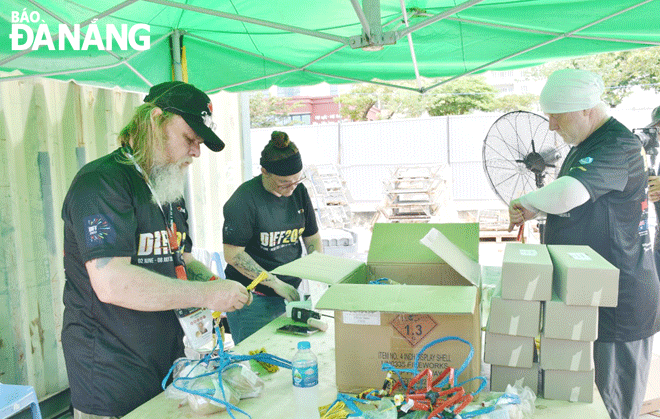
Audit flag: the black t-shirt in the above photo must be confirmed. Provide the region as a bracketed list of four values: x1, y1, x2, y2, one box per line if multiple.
[61, 148, 189, 416]
[544, 118, 660, 342]
[222, 175, 319, 296]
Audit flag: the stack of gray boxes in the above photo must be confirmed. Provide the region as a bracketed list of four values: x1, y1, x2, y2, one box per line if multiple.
[485, 243, 551, 395]
[542, 245, 618, 403]
[485, 243, 619, 403]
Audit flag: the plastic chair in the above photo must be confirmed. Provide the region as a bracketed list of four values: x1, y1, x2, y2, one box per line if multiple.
[0, 382, 42, 419]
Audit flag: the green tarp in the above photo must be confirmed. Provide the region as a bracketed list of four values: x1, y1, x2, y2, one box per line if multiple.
[1, 0, 659, 93]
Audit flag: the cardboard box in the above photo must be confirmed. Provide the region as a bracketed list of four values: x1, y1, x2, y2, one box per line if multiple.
[542, 369, 595, 403]
[640, 353, 660, 415]
[546, 245, 619, 307]
[292, 223, 482, 394]
[488, 294, 540, 337]
[484, 331, 535, 368]
[490, 363, 539, 394]
[501, 243, 553, 301]
[539, 336, 593, 371]
[543, 292, 598, 341]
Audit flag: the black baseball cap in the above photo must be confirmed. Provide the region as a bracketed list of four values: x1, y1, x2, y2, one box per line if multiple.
[647, 106, 660, 128]
[144, 81, 225, 152]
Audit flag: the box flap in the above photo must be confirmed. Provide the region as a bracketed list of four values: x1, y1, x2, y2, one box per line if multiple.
[421, 228, 481, 286]
[316, 283, 477, 314]
[367, 223, 479, 265]
[271, 252, 364, 285]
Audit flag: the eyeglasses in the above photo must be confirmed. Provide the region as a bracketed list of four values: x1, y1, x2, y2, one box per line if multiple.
[274, 175, 306, 189]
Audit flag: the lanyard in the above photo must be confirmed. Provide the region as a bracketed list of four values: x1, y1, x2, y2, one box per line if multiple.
[124, 148, 187, 280]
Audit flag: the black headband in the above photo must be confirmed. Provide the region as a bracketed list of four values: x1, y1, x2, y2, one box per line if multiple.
[261, 152, 303, 176]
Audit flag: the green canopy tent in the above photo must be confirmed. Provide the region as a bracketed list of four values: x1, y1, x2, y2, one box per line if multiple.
[1, 0, 660, 410]
[1, 0, 659, 93]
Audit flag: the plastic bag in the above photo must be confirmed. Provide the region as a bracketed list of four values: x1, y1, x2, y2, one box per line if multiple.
[467, 378, 536, 419]
[398, 411, 428, 419]
[164, 358, 219, 401]
[187, 375, 240, 415]
[503, 378, 535, 418]
[222, 362, 265, 399]
[360, 398, 398, 419]
[164, 357, 266, 414]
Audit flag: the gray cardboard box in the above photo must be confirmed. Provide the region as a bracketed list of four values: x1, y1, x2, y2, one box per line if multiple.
[488, 294, 541, 337]
[501, 243, 553, 301]
[484, 331, 535, 368]
[539, 336, 593, 371]
[543, 292, 598, 341]
[543, 369, 595, 403]
[547, 245, 619, 307]
[490, 363, 539, 394]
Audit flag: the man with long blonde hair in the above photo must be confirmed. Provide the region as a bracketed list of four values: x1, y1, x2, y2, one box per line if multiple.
[61, 81, 251, 418]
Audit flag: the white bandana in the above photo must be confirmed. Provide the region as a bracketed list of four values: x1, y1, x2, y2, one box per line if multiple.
[540, 69, 604, 114]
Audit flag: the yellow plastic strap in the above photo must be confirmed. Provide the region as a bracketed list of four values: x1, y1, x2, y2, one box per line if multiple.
[247, 271, 269, 291]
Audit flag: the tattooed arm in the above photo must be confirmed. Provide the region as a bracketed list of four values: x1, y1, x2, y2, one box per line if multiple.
[85, 256, 250, 312]
[182, 253, 217, 282]
[223, 244, 299, 302]
[302, 232, 323, 255]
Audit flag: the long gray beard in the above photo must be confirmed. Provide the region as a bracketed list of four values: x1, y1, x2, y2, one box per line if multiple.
[150, 162, 188, 205]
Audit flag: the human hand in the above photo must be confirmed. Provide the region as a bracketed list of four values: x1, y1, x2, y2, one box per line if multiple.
[266, 274, 300, 302]
[649, 176, 660, 203]
[206, 280, 250, 312]
[508, 199, 536, 232]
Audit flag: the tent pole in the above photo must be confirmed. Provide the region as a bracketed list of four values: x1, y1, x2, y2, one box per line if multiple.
[399, 0, 422, 89]
[171, 30, 198, 238]
[349, 0, 372, 39]
[240, 93, 253, 183]
[171, 30, 184, 82]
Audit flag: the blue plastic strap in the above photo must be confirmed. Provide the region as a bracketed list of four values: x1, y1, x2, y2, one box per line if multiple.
[161, 325, 294, 419]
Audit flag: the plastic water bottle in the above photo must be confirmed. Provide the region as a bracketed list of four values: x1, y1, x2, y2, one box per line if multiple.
[292, 341, 320, 419]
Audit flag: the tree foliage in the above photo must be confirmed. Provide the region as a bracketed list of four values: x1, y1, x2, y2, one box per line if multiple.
[490, 93, 539, 113]
[249, 92, 300, 128]
[334, 84, 379, 121]
[335, 77, 503, 120]
[250, 47, 660, 124]
[425, 77, 498, 116]
[524, 46, 660, 107]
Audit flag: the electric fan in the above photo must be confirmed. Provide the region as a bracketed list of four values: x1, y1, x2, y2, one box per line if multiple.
[482, 111, 568, 242]
[482, 110, 568, 206]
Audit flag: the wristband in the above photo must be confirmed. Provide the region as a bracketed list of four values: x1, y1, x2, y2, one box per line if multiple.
[247, 271, 269, 291]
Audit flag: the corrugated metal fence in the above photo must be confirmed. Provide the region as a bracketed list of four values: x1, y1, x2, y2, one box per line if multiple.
[0, 78, 242, 404]
[251, 114, 502, 206]
[251, 108, 653, 208]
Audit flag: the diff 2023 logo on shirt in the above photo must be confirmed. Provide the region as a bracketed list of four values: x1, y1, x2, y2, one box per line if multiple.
[9, 9, 150, 51]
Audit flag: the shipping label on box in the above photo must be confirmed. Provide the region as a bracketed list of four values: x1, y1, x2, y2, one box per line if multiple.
[543, 292, 598, 341]
[484, 331, 535, 368]
[539, 336, 593, 371]
[490, 363, 539, 394]
[547, 245, 619, 307]
[488, 295, 540, 337]
[501, 243, 553, 301]
[543, 369, 595, 403]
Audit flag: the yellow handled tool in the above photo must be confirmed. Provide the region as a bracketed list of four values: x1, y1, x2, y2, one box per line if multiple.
[246, 271, 269, 291]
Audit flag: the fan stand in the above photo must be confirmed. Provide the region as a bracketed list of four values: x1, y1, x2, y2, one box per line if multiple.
[482, 111, 566, 244]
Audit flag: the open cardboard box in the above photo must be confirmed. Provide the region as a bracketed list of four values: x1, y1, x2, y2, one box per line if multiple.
[274, 223, 482, 393]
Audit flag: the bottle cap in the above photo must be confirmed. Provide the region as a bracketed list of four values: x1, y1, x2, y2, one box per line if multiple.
[298, 341, 311, 350]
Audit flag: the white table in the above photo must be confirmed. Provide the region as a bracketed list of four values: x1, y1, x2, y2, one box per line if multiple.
[124, 315, 610, 418]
